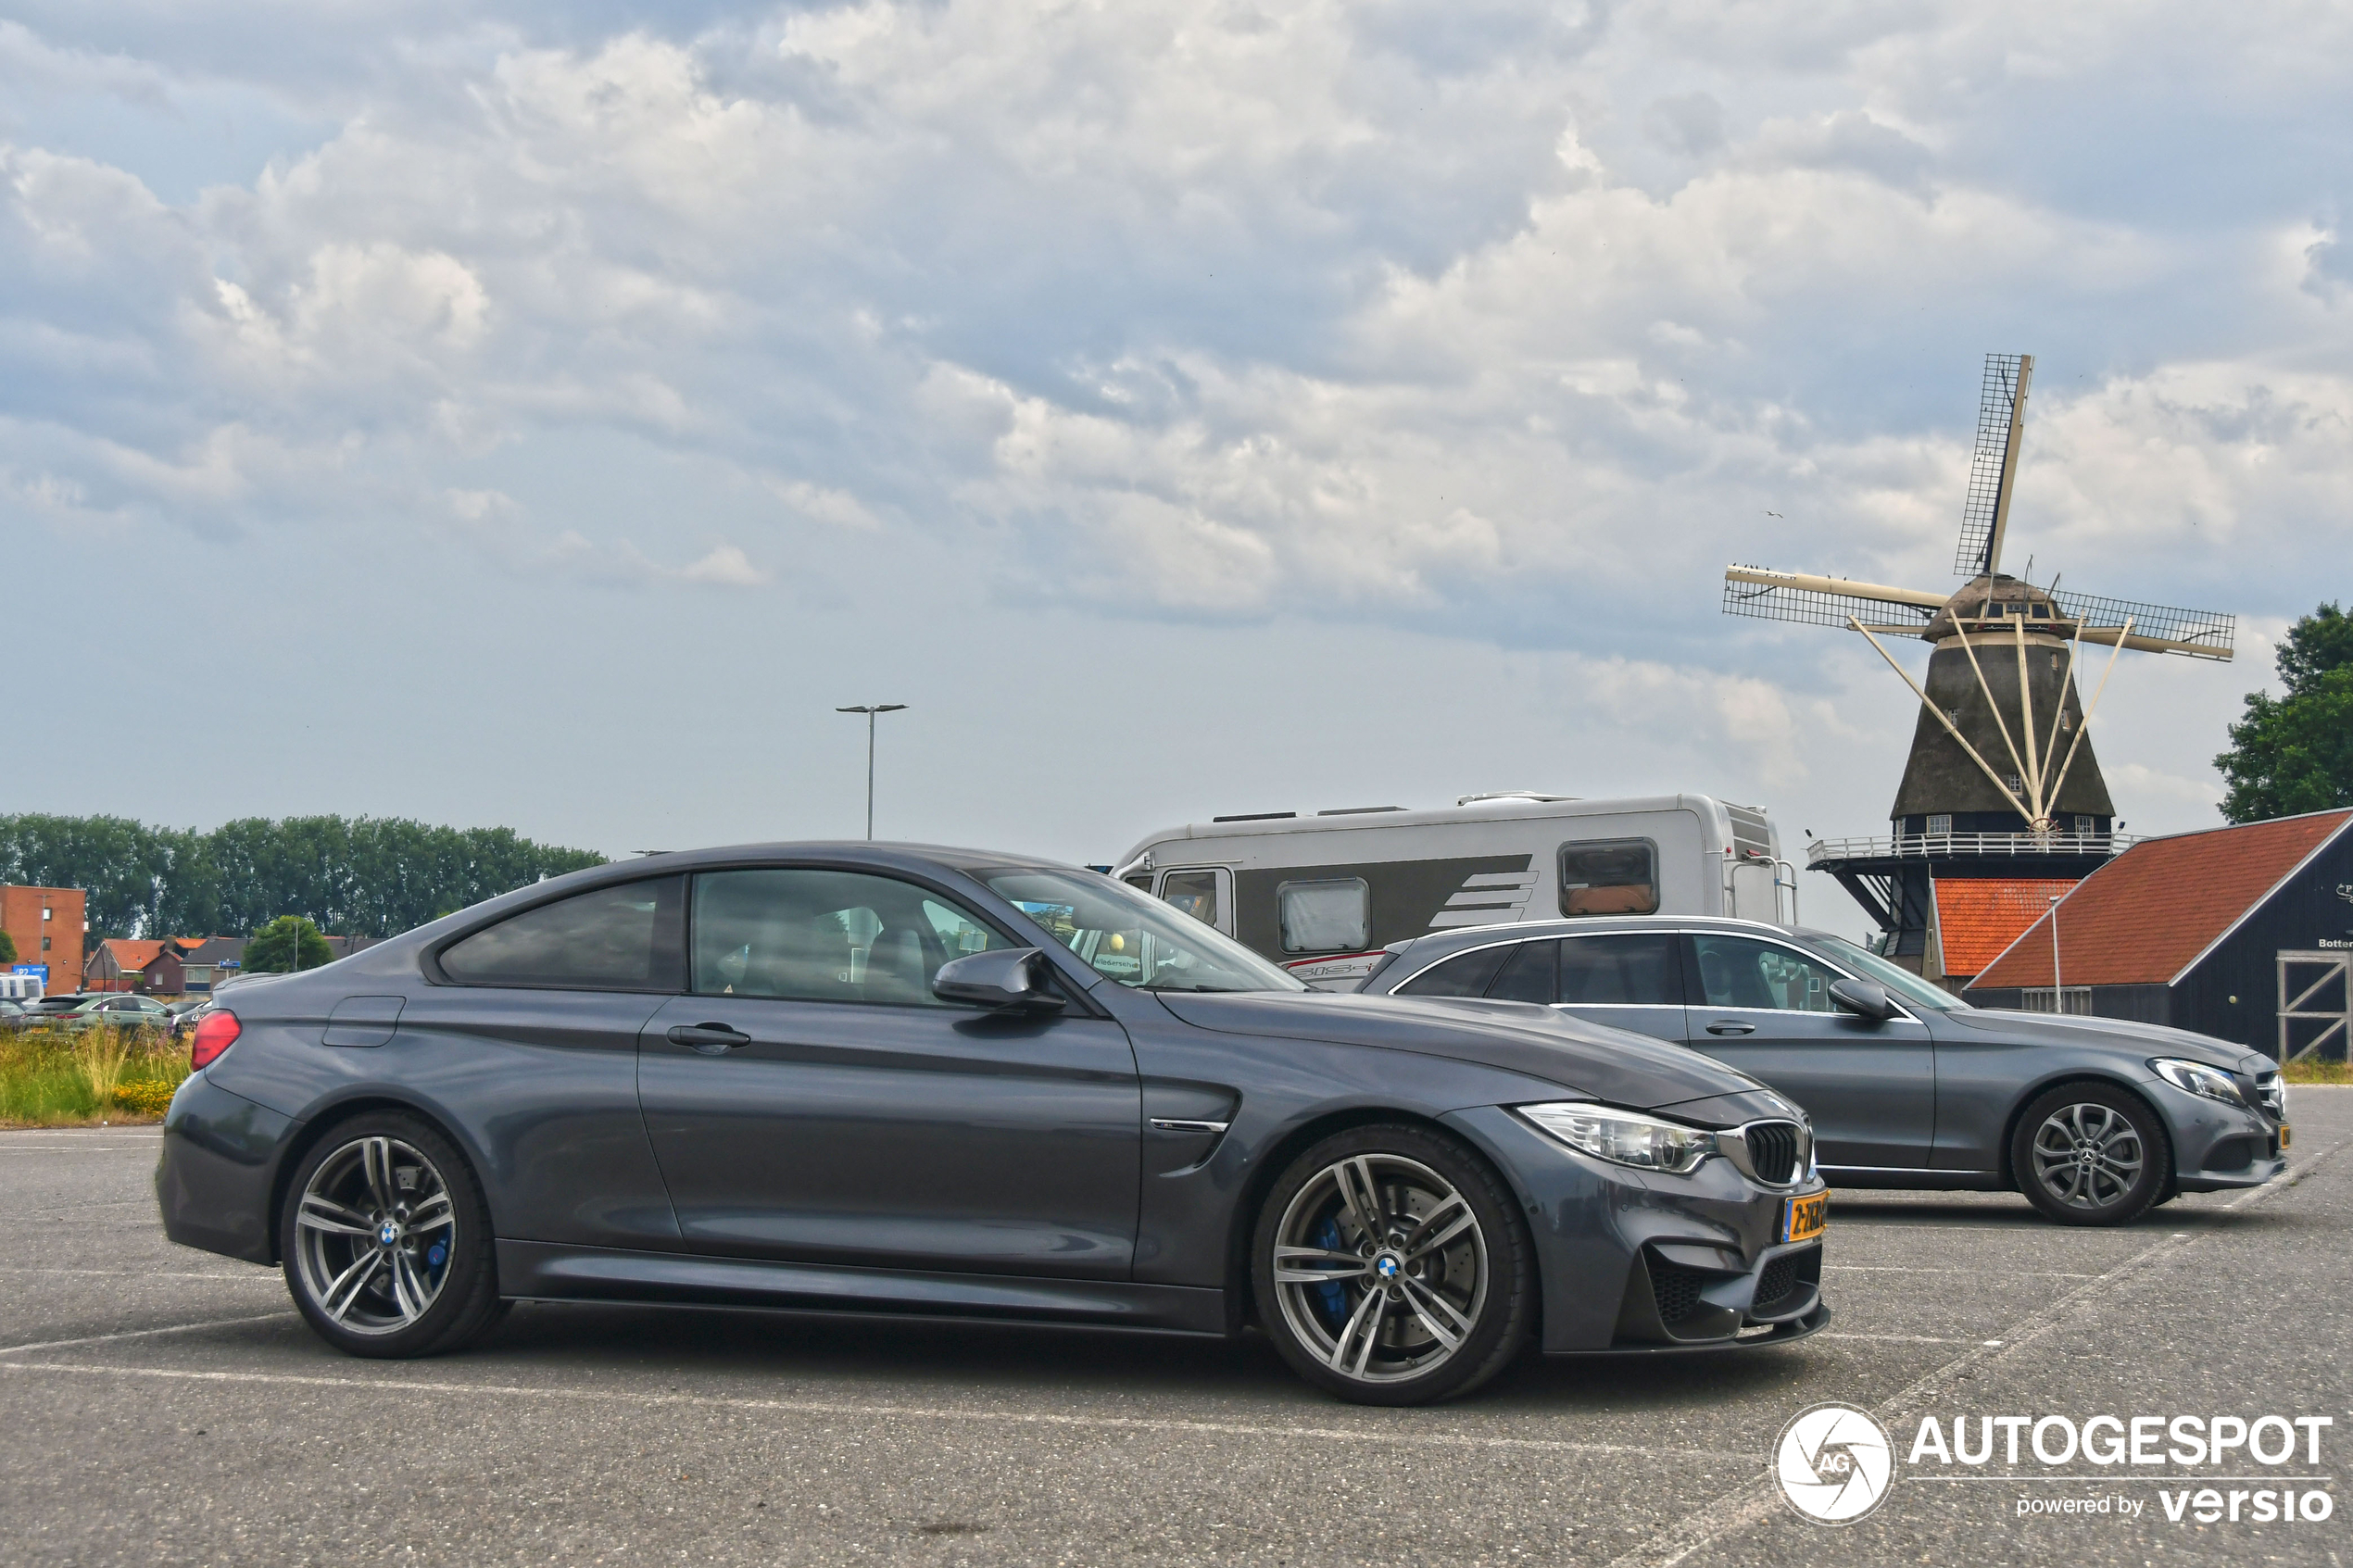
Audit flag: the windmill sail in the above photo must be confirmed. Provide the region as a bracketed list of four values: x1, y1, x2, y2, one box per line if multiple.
[1722, 566, 1942, 633]
[1954, 353, 2032, 577]
[2050, 588, 2235, 659]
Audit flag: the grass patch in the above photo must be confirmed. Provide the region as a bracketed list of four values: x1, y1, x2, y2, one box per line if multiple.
[0, 1023, 192, 1127]
[2284, 1059, 2352, 1085]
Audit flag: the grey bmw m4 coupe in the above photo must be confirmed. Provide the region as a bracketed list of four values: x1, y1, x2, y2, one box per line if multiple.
[1357, 916, 2289, 1227]
[157, 845, 1830, 1405]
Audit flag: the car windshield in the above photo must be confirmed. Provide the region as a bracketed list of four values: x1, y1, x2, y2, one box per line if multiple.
[980, 868, 1307, 994]
[1819, 936, 1969, 1011]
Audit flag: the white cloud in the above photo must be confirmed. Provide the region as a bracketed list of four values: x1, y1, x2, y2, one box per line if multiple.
[2, 0, 2346, 885]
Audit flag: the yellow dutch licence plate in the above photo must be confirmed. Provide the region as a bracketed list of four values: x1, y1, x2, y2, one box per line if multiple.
[1783, 1193, 1828, 1245]
[2280, 1123, 2292, 1149]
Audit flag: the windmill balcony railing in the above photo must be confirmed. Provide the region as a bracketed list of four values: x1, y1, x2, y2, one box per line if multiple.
[1806, 831, 2142, 868]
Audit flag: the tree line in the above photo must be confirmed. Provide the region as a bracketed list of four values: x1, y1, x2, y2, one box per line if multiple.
[0, 815, 609, 942]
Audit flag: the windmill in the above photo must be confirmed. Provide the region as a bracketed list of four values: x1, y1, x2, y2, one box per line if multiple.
[1720, 354, 2236, 975]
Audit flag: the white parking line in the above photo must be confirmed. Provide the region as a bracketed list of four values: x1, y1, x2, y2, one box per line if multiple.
[1606, 1132, 2352, 1568]
[0, 1267, 272, 1281]
[1817, 1333, 1989, 1346]
[0, 1359, 1758, 1463]
[1822, 1265, 2096, 1277]
[0, 1312, 296, 1357]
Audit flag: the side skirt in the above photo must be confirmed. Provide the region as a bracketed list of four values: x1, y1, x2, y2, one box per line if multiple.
[497, 1240, 1228, 1336]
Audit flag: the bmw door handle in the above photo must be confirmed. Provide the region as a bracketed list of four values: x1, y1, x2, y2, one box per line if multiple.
[1705, 1021, 1757, 1036]
[667, 1022, 753, 1055]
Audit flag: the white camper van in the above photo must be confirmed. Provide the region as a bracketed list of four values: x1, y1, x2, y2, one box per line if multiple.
[1112, 792, 1793, 985]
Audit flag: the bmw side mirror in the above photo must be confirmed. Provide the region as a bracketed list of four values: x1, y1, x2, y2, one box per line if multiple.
[1829, 977, 1900, 1022]
[934, 947, 1068, 1013]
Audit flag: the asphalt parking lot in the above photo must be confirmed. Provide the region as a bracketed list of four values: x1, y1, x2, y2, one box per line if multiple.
[3, 1093, 2346, 1567]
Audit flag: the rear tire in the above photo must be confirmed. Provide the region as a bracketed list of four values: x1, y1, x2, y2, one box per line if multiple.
[1250, 1124, 1533, 1405]
[2011, 1084, 2170, 1227]
[279, 1111, 503, 1358]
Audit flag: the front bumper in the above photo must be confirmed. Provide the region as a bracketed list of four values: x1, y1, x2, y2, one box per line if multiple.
[2146, 1078, 2291, 1194]
[1443, 1105, 1831, 1353]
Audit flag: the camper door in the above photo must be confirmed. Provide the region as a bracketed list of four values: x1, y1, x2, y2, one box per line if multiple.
[1151, 866, 1236, 936]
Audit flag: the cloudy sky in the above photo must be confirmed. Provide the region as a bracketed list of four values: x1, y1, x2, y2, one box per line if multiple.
[5, 0, 2347, 934]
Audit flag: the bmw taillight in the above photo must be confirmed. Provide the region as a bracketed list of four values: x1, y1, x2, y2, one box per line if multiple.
[190, 1010, 241, 1071]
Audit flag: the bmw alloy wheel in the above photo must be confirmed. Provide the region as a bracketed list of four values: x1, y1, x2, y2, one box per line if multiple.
[1269, 1152, 1488, 1384]
[291, 1135, 458, 1335]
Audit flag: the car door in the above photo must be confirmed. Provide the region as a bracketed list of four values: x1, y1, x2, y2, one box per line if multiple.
[636, 866, 1142, 1280]
[1680, 932, 1935, 1170]
[1553, 931, 1688, 1043]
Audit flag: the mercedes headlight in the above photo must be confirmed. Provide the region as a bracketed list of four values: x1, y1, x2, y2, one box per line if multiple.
[1521, 1102, 1718, 1174]
[2150, 1057, 2248, 1109]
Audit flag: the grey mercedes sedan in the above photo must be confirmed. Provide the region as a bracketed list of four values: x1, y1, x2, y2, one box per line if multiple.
[1357, 916, 2288, 1226]
[157, 846, 1831, 1405]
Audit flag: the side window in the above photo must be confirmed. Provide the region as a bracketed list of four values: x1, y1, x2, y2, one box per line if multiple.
[1557, 933, 1681, 1004]
[438, 877, 684, 991]
[1159, 871, 1221, 928]
[1123, 873, 1153, 891]
[1484, 940, 1557, 1004]
[1558, 839, 1659, 917]
[1396, 944, 1510, 998]
[1690, 935, 1840, 1013]
[1277, 878, 1369, 953]
[690, 869, 1011, 1008]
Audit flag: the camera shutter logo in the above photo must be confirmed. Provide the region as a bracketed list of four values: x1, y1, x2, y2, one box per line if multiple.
[1774, 1403, 1894, 1524]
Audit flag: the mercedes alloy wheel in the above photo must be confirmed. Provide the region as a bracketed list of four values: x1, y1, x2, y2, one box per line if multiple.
[2012, 1084, 2168, 1226]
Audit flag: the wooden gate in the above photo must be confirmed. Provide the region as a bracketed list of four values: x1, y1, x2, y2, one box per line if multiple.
[2277, 951, 2352, 1062]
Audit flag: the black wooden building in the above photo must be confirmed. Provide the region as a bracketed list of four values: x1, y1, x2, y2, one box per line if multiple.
[1965, 809, 2353, 1060]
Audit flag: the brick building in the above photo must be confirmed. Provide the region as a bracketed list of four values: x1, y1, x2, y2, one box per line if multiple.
[1, 885, 86, 996]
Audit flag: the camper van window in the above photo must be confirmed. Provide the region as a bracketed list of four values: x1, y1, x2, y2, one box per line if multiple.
[1159, 871, 1221, 928]
[1395, 944, 1511, 998]
[1557, 933, 1680, 1005]
[1557, 840, 1658, 917]
[1277, 878, 1370, 953]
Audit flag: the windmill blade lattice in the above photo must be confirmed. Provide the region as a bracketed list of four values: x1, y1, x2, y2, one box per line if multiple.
[1954, 353, 2028, 575]
[1722, 571, 1939, 633]
[2050, 589, 2235, 659]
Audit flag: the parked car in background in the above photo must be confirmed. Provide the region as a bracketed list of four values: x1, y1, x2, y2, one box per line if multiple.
[157, 843, 1831, 1405]
[22, 993, 172, 1034]
[0, 998, 28, 1032]
[165, 999, 210, 1038]
[1355, 915, 2287, 1227]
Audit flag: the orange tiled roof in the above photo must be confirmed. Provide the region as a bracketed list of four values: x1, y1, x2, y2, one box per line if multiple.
[99, 939, 171, 972]
[1934, 879, 2080, 979]
[1972, 810, 2353, 989]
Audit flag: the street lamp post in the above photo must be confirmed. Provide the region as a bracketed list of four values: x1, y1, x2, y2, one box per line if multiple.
[835, 704, 908, 840]
[2048, 890, 2064, 1014]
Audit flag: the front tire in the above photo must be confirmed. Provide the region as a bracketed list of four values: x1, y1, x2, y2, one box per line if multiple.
[2011, 1084, 2171, 1226]
[280, 1112, 503, 1358]
[1251, 1124, 1533, 1405]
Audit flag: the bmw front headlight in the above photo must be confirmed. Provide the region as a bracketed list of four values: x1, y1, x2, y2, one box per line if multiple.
[2150, 1057, 2248, 1109]
[1521, 1102, 1718, 1174]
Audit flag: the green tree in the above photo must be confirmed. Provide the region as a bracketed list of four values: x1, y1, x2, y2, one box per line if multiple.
[2218, 602, 2353, 822]
[0, 928, 15, 965]
[245, 916, 334, 973]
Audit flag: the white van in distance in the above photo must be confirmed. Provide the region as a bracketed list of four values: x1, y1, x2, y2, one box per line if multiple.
[1113, 792, 1794, 986]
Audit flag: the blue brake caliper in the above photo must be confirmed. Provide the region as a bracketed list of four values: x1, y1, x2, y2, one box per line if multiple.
[1314, 1215, 1349, 1329]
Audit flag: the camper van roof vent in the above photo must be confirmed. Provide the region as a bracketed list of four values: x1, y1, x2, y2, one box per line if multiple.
[1456, 792, 1577, 807]
[1212, 811, 1298, 822]
[1316, 806, 1406, 816]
